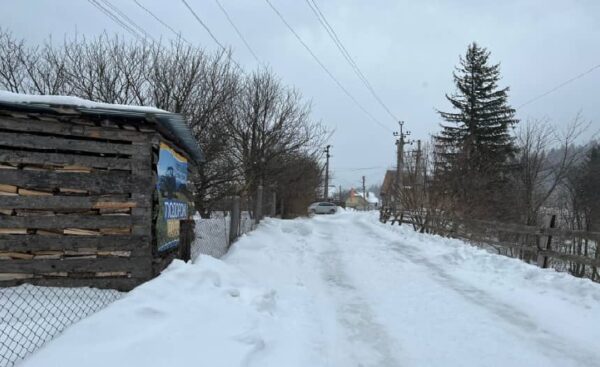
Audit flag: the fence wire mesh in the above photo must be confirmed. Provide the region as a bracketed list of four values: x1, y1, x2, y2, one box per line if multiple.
[191, 213, 230, 260]
[0, 284, 122, 367]
[191, 211, 257, 262]
[2, 209, 260, 366]
[240, 211, 256, 236]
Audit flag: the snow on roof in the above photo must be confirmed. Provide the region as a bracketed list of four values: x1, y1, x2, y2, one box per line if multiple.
[354, 191, 379, 204]
[0, 90, 205, 164]
[0, 90, 167, 114]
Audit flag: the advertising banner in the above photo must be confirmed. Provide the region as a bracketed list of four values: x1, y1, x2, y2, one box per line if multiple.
[156, 142, 189, 252]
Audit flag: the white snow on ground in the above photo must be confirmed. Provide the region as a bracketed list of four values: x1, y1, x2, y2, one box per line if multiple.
[19, 211, 600, 367]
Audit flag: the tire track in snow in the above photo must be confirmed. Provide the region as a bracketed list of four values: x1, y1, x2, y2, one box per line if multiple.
[355, 218, 600, 367]
[312, 220, 401, 367]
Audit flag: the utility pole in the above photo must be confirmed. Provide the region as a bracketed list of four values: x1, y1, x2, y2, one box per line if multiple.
[324, 145, 331, 200]
[393, 121, 412, 204]
[362, 175, 366, 210]
[415, 139, 422, 186]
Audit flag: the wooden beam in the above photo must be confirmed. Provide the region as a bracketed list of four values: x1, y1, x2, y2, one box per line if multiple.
[0, 214, 141, 229]
[0, 116, 150, 143]
[0, 234, 150, 254]
[0, 170, 151, 194]
[539, 250, 600, 267]
[0, 131, 142, 155]
[0, 149, 145, 171]
[0, 257, 151, 277]
[0, 195, 147, 209]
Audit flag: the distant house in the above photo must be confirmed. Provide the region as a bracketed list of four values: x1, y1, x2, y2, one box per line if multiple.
[345, 189, 379, 210]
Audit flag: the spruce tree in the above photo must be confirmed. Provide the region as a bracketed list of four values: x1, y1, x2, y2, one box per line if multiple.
[573, 145, 600, 231]
[434, 42, 518, 218]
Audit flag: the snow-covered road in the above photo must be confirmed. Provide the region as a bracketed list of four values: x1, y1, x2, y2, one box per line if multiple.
[20, 211, 600, 367]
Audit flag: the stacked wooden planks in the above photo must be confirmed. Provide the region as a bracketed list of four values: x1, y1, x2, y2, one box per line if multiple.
[0, 112, 156, 291]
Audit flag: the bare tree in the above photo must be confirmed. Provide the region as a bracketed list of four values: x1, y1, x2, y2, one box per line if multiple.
[229, 69, 326, 195]
[514, 115, 591, 226]
[0, 29, 326, 217]
[0, 28, 29, 93]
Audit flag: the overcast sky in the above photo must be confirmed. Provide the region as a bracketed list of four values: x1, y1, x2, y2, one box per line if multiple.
[2, 0, 599, 191]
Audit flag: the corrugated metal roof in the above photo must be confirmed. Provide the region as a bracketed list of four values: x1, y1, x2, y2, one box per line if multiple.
[0, 95, 204, 164]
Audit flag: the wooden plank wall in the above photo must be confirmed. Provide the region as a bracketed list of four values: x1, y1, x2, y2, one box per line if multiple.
[0, 111, 156, 291]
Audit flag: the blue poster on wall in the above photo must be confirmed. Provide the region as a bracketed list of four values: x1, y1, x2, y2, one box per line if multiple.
[156, 142, 189, 252]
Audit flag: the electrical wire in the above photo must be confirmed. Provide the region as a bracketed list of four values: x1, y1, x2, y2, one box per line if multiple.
[180, 0, 244, 71]
[305, 0, 398, 122]
[88, 0, 144, 40]
[264, 0, 393, 132]
[214, 0, 261, 64]
[517, 63, 600, 110]
[181, 0, 226, 50]
[99, 0, 156, 42]
[133, 0, 191, 44]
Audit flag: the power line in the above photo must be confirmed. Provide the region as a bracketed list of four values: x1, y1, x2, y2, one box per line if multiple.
[99, 0, 156, 42]
[180, 0, 244, 71]
[264, 0, 392, 132]
[88, 0, 144, 40]
[305, 0, 398, 122]
[517, 63, 600, 110]
[181, 0, 226, 50]
[133, 0, 190, 44]
[214, 0, 261, 64]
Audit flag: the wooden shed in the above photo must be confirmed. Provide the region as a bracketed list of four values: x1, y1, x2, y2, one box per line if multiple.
[0, 92, 203, 291]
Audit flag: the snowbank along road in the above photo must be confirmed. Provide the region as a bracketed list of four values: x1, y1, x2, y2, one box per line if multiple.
[20, 211, 600, 367]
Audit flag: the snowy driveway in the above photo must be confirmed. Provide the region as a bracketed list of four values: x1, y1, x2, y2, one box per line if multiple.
[20, 212, 600, 367]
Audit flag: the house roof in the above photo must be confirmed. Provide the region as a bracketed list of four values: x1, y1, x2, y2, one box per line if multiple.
[354, 191, 379, 204]
[0, 91, 204, 165]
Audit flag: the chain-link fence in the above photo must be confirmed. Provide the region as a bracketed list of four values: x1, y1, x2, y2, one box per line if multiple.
[191, 213, 231, 260]
[0, 284, 122, 367]
[239, 211, 256, 236]
[2, 203, 263, 366]
[191, 211, 257, 261]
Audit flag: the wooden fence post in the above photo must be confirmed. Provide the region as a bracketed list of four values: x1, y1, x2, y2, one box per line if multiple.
[256, 184, 263, 224]
[271, 191, 277, 217]
[230, 195, 240, 245]
[537, 214, 556, 268]
[179, 219, 195, 262]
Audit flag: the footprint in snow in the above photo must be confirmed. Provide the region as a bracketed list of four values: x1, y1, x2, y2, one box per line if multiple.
[253, 290, 277, 314]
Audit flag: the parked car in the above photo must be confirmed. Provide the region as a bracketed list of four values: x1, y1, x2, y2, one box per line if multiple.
[308, 202, 337, 215]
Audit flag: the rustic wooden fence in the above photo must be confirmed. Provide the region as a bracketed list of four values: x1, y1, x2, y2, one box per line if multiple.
[397, 211, 600, 281]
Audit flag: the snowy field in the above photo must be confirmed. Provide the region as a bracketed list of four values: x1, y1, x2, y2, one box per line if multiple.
[18, 211, 600, 367]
